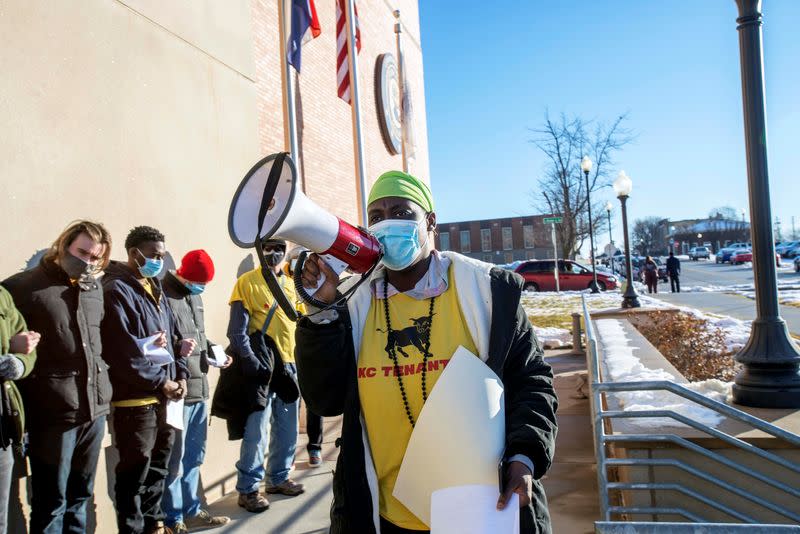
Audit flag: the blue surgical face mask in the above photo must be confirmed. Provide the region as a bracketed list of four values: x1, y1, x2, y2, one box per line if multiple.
[369, 218, 428, 271]
[184, 281, 206, 295]
[136, 248, 164, 278]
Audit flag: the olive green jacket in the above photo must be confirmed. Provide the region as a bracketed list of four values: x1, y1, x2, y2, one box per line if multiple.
[0, 286, 37, 448]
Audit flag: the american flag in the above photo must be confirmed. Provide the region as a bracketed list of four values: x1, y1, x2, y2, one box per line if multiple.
[336, 0, 361, 104]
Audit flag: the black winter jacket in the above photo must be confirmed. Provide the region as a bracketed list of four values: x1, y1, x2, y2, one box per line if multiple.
[100, 262, 187, 402]
[3, 258, 112, 429]
[666, 255, 681, 275]
[162, 272, 209, 404]
[295, 255, 558, 534]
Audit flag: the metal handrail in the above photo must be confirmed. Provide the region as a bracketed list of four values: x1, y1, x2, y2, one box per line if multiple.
[582, 295, 800, 524]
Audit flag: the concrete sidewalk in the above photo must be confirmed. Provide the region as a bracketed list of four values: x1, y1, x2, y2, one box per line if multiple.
[201, 349, 600, 533]
[650, 290, 800, 336]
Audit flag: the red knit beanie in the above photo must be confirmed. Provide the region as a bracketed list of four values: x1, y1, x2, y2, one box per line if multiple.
[176, 249, 215, 283]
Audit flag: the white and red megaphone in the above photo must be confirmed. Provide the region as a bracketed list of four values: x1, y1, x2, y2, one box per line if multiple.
[228, 153, 381, 316]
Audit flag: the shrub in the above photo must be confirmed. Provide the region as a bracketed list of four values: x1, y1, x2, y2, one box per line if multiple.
[633, 311, 738, 381]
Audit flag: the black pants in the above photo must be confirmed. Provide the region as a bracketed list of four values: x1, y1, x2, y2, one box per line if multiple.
[306, 405, 323, 453]
[112, 403, 174, 534]
[670, 273, 680, 293]
[380, 516, 429, 534]
[28, 417, 106, 534]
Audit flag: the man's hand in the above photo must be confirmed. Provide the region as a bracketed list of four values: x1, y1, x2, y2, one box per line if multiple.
[299, 254, 337, 304]
[497, 461, 533, 510]
[161, 380, 181, 400]
[179, 338, 197, 357]
[9, 331, 41, 355]
[153, 331, 168, 348]
[175, 379, 187, 399]
[221, 355, 233, 369]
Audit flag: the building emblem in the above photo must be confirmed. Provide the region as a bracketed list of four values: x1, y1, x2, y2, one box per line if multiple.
[375, 53, 402, 155]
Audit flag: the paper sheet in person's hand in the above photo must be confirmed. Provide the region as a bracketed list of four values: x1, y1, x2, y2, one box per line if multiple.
[393, 346, 505, 527]
[136, 333, 173, 366]
[431, 485, 518, 534]
[207, 345, 228, 368]
[166, 398, 184, 430]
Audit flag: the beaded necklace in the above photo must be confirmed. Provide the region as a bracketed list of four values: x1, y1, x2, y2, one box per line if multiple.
[382, 275, 436, 427]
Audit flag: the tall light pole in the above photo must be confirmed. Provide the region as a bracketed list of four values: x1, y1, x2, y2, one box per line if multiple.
[582, 156, 600, 293]
[614, 171, 640, 308]
[733, 0, 800, 408]
[605, 201, 614, 275]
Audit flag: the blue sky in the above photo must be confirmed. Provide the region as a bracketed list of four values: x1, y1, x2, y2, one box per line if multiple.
[418, 1, 800, 248]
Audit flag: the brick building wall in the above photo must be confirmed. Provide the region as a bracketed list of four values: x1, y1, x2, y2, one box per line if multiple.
[251, 0, 430, 224]
[435, 215, 554, 264]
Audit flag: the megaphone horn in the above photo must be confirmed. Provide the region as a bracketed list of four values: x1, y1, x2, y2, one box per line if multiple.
[228, 153, 382, 313]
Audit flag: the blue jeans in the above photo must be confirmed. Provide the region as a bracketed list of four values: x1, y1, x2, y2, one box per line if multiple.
[0, 445, 12, 534]
[27, 417, 106, 534]
[163, 402, 207, 525]
[235, 366, 299, 494]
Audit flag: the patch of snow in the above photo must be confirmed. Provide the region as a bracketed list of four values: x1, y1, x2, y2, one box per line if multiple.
[595, 319, 730, 428]
[533, 326, 572, 349]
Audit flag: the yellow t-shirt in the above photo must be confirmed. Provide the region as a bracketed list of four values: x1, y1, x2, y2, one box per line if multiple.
[229, 268, 305, 363]
[358, 268, 477, 530]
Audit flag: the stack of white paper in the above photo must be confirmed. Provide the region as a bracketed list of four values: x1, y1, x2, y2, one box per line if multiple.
[207, 345, 228, 368]
[136, 333, 173, 366]
[431, 485, 519, 534]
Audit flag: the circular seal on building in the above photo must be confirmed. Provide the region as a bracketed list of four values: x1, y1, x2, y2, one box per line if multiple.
[375, 53, 402, 155]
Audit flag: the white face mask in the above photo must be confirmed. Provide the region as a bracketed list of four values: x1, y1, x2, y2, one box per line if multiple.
[369, 218, 428, 271]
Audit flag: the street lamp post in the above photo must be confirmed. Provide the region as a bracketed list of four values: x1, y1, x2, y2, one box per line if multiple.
[582, 156, 600, 293]
[614, 171, 640, 308]
[606, 201, 614, 275]
[732, 0, 800, 408]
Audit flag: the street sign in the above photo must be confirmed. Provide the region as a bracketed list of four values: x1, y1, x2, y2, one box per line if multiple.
[543, 216, 563, 224]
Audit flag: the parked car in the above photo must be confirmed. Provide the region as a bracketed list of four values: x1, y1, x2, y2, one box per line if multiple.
[716, 242, 750, 263]
[776, 241, 800, 257]
[730, 249, 782, 267]
[688, 246, 710, 260]
[634, 257, 668, 283]
[783, 244, 800, 259]
[515, 259, 619, 292]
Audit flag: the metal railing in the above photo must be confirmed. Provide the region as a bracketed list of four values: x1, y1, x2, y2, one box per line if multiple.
[582, 296, 800, 525]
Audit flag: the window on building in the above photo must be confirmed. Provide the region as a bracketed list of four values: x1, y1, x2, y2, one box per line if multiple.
[483, 253, 493, 263]
[504, 252, 514, 263]
[439, 232, 450, 251]
[481, 229, 491, 252]
[502, 227, 513, 250]
[460, 230, 471, 253]
[523, 225, 535, 249]
[526, 250, 536, 260]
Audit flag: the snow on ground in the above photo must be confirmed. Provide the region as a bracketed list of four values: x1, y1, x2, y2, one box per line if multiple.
[534, 326, 573, 349]
[595, 319, 730, 428]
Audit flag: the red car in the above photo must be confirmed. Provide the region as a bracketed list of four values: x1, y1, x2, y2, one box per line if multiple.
[515, 259, 619, 292]
[731, 250, 781, 267]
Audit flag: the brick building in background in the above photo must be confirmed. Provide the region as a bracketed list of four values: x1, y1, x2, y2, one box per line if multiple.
[435, 215, 554, 264]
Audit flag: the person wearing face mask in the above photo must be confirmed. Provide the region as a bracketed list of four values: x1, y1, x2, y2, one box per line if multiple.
[219, 238, 305, 513]
[2, 220, 111, 534]
[160, 250, 230, 532]
[101, 226, 195, 534]
[297, 171, 558, 534]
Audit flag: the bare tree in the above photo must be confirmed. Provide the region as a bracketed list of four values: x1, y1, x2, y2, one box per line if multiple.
[530, 112, 634, 259]
[709, 206, 740, 221]
[632, 216, 664, 256]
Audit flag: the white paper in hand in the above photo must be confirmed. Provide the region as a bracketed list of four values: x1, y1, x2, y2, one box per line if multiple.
[166, 398, 184, 430]
[208, 345, 228, 368]
[393, 346, 505, 527]
[431, 485, 518, 534]
[136, 333, 174, 366]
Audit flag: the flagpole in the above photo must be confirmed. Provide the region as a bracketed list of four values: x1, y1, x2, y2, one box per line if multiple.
[394, 10, 408, 173]
[278, 0, 304, 191]
[344, 0, 368, 225]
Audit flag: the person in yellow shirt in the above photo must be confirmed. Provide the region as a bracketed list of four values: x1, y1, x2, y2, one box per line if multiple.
[226, 239, 305, 513]
[297, 172, 558, 534]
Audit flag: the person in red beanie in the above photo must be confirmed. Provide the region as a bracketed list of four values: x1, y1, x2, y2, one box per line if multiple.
[161, 250, 231, 533]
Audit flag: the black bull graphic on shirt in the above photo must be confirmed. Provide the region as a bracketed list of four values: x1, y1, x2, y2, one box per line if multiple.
[377, 314, 435, 355]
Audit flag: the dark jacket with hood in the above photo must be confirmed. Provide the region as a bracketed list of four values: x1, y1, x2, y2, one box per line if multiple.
[295, 252, 558, 534]
[162, 271, 210, 404]
[100, 261, 187, 402]
[3, 258, 111, 430]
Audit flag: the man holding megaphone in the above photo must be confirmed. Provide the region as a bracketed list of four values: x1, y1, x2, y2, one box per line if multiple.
[294, 171, 558, 534]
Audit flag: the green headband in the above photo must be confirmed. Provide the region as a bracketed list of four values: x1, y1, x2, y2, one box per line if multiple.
[367, 171, 434, 213]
